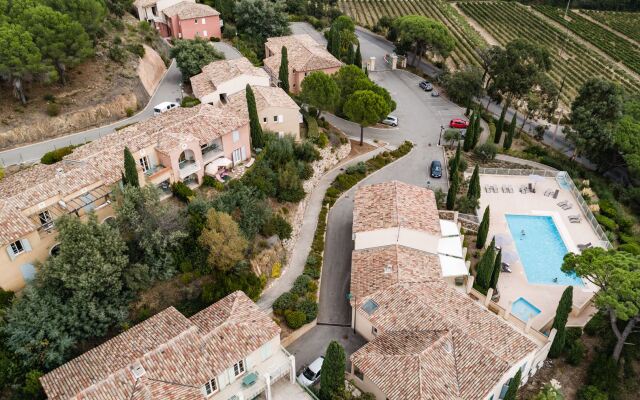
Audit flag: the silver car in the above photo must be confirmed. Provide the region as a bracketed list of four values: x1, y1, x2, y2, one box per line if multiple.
[382, 115, 399, 127]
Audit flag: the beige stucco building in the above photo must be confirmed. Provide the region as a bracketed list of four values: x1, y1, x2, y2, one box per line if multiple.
[0, 104, 251, 292]
[348, 181, 555, 400]
[263, 34, 342, 94]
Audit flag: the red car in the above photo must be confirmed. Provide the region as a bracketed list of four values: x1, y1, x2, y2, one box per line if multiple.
[449, 118, 469, 129]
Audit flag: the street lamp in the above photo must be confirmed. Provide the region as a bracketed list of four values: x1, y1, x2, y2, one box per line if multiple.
[438, 125, 444, 146]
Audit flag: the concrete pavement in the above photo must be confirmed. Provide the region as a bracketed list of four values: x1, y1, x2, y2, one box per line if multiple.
[211, 41, 243, 59]
[0, 60, 183, 166]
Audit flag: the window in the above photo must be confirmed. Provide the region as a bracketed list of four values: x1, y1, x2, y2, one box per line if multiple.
[277, 115, 283, 123]
[202, 18, 206, 24]
[39, 210, 53, 228]
[273, 115, 278, 122]
[203, 30, 208, 37]
[139, 156, 150, 172]
[354, 367, 364, 380]
[203, 378, 218, 396]
[232, 130, 240, 143]
[233, 360, 245, 376]
[10, 240, 24, 256]
[263, 117, 267, 123]
[195, 18, 198, 23]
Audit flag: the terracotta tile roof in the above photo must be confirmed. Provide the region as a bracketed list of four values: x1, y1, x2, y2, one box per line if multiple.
[190, 58, 268, 98]
[40, 291, 280, 400]
[163, 1, 219, 19]
[263, 34, 342, 75]
[134, 0, 156, 8]
[351, 281, 537, 399]
[353, 181, 441, 235]
[0, 162, 106, 244]
[227, 86, 300, 118]
[350, 245, 441, 300]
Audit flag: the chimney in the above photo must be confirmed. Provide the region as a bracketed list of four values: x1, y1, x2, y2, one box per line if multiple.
[383, 264, 392, 274]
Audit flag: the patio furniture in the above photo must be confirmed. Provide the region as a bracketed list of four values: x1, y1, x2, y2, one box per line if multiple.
[484, 185, 490, 193]
[552, 189, 559, 199]
[519, 185, 528, 194]
[561, 203, 573, 210]
[242, 372, 258, 387]
[501, 262, 512, 273]
[557, 200, 568, 207]
[544, 189, 553, 196]
[491, 185, 499, 193]
[568, 214, 582, 223]
[578, 242, 592, 250]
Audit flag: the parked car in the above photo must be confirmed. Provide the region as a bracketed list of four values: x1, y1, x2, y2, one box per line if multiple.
[449, 118, 469, 129]
[419, 81, 433, 91]
[431, 90, 440, 97]
[382, 115, 399, 127]
[298, 356, 324, 387]
[430, 160, 442, 179]
[153, 101, 180, 115]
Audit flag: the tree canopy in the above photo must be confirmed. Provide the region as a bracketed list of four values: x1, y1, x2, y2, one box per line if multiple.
[319, 341, 346, 400]
[0, 23, 44, 104]
[343, 90, 391, 145]
[170, 38, 225, 80]
[562, 248, 640, 361]
[198, 209, 248, 272]
[441, 66, 484, 109]
[234, 0, 290, 44]
[393, 15, 455, 66]
[300, 71, 341, 115]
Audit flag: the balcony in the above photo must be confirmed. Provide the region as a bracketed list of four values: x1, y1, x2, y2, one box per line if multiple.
[178, 159, 199, 179]
[202, 146, 224, 163]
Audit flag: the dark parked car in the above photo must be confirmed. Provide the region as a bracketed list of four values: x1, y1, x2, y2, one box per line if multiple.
[430, 160, 442, 178]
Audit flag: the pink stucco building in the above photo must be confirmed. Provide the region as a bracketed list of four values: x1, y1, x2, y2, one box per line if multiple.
[134, 0, 221, 40]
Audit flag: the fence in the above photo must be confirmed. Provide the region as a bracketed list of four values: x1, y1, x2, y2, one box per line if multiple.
[479, 168, 612, 249]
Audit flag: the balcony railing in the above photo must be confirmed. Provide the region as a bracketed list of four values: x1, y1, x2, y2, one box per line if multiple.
[179, 159, 199, 179]
[202, 146, 224, 163]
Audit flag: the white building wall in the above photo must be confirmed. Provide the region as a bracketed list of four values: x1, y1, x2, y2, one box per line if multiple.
[200, 74, 270, 105]
[215, 335, 280, 392]
[354, 228, 439, 254]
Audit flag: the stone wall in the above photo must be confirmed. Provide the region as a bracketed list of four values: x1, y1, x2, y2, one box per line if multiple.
[136, 45, 167, 96]
[282, 142, 351, 254]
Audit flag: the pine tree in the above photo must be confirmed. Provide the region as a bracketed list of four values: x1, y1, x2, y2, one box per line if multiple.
[123, 146, 139, 187]
[278, 46, 289, 93]
[354, 42, 362, 67]
[490, 248, 502, 290]
[346, 43, 355, 65]
[320, 341, 346, 400]
[467, 165, 480, 200]
[503, 369, 522, 400]
[476, 206, 490, 248]
[446, 174, 459, 211]
[549, 286, 573, 358]
[476, 237, 496, 290]
[503, 111, 516, 150]
[246, 84, 264, 149]
[463, 111, 475, 151]
[494, 103, 507, 144]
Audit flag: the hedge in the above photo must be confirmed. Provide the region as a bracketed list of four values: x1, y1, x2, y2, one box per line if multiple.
[275, 141, 414, 330]
[170, 181, 194, 202]
[595, 214, 618, 231]
[40, 146, 75, 164]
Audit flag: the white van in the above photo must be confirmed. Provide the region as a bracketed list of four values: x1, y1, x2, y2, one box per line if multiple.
[297, 356, 324, 387]
[153, 101, 180, 115]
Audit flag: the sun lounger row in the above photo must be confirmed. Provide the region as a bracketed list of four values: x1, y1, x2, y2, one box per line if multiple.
[557, 200, 573, 210]
[568, 214, 582, 223]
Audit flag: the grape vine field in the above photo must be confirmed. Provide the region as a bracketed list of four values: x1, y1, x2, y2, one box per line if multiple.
[581, 10, 640, 44]
[458, 2, 640, 104]
[534, 5, 640, 76]
[338, 0, 487, 68]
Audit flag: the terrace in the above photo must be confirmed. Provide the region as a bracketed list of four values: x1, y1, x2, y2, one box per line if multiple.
[475, 169, 606, 331]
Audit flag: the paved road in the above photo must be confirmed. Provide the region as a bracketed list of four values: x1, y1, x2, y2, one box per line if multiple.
[0, 61, 183, 167]
[211, 41, 243, 59]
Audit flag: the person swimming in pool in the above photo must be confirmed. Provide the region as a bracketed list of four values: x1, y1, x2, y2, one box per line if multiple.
[520, 229, 526, 239]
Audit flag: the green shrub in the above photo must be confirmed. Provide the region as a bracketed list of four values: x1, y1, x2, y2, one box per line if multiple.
[303, 265, 321, 279]
[578, 386, 608, 400]
[291, 274, 312, 296]
[40, 146, 74, 164]
[474, 143, 497, 161]
[595, 214, 618, 231]
[618, 242, 640, 255]
[125, 107, 135, 117]
[305, 115, 319, 138]
[565, 327, 583, 344]
[43, 94, 56, 102]
[567, 339, 586, 366]
[262, 214, 292, 240]
[314, 132, 329, 148]
[598, 199, 617, 219]
[296, 299, 318, 322]
[273, 292, 296, 315]
[584, 312, 608, 337]
[295, 140, 321, 162]
[21, 370, 45, 399]
[325, 187, 341, 200]
[170, 181, 195, 202]
[46, 102, 60, 117]
[181, 96, 201, 108]
[586, 354, 619, 396]
[346, 161, 367, 175]
[223, 24, 237, 39]
[523, 145, 549, 157]
[209, 36, 221, 42]
[284, 310, 307, 329]
[108, 45, 127, 63]
[618, 233, 638, 245]
[0, 288, 14, 309]
[126, 43, 145, 58]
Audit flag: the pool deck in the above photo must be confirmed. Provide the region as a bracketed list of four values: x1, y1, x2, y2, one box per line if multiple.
[477, 174, 601, 331]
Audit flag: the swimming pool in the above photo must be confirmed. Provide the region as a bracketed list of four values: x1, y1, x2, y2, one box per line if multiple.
[512, 297, 541, 322]
[506, 214, 583, 286]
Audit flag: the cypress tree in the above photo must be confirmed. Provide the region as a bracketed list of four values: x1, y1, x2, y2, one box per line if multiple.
[476, 206, 490, 248]
[354, 42, 362, 67]
[450, 142, 461, 181]
[549, 286, 574, 358]
[471, 112, 481, 148]
[490, 248, 502, 290]
[346, 43, 355, 65]
[494, 103, 508, 144]
[123, 146, 139, 187]
[331, 28, 341, 59]
[326, 25, 334, 53]
[278, 46, 289, 93]
[320, 341, 346, 400]
[463, 111, 475, 151]
[246, 84, 264, 149]
[503, 111, 517, 150]
[503, 370, 522, 400]
[446, 175, 459, 211]
[467, 165, 480, 200]
[476, 237, 496, 290]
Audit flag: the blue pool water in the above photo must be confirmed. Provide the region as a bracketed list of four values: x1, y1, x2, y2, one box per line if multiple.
[512, 297, 541, 322]
[506, 214, 583, 286]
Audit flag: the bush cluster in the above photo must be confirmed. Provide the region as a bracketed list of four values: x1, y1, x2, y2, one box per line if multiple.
[40, 146, 74, 164]
[170, 181, 194, 202]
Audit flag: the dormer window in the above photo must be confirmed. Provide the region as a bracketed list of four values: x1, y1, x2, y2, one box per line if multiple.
[39, 210, 54, 229]
[203, 378, 218, 396]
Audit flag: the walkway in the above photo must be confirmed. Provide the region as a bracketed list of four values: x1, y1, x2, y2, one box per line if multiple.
[496, 154, 558, 171]
[0, 60, 183, 166]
